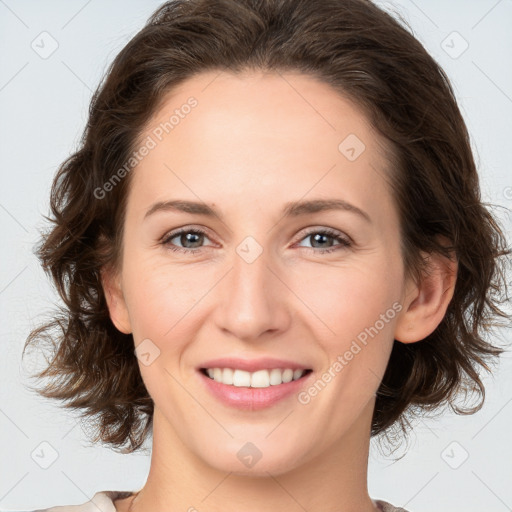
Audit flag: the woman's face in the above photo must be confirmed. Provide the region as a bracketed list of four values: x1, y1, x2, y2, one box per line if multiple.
[105, 70, 412, 474]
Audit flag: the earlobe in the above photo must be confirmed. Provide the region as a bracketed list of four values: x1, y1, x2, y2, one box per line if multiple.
[394, 250, 458, 344]
[100, 266, 132, 335]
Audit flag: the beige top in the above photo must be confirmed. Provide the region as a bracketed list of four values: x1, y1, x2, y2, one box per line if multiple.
[12, 490, 410, 512]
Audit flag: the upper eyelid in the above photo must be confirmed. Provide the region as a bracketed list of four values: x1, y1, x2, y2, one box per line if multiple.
[161, 225, 213, 241]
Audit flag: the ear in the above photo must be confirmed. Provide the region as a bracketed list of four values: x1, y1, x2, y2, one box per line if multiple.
[100, 265, 132, 334]
[394, 243, 458, 343]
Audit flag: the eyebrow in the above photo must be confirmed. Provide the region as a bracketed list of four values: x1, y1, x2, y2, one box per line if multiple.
[143, 198, 372, 223]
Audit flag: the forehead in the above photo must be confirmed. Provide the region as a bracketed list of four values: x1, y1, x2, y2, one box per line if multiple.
[142, 69, 376, 152]
[128, 70, 395, 226]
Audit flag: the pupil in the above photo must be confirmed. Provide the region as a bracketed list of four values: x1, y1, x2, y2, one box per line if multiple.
[182, 232, 203, 248]
[312, 233, 331, 248]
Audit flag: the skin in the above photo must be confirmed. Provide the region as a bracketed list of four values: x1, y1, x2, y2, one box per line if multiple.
[102, 70, 457, 512]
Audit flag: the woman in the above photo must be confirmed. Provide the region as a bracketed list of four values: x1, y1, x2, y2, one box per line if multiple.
[19, 0, 510, 511]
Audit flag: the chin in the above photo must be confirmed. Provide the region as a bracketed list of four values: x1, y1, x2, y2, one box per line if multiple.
[200, 440, 307, 477]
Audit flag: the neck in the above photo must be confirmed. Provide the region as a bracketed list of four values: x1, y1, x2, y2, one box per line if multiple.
[124, 397, 378, 512]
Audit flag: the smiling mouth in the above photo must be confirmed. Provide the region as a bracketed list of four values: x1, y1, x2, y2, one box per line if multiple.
[200, 367, 313, 388]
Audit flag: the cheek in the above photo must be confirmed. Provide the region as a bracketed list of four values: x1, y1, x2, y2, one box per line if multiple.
[122, 252, 203, 341]
[297, 259, 400, 402]
[123, 258, 203, 399]
[293, 263, 399, 442]
[295, 261, 400, 341]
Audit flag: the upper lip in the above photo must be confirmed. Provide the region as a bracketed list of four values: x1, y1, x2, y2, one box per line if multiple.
[198, 357, 312, 373]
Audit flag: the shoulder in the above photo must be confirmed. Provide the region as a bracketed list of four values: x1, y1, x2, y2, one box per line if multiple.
[374, 499, 411, 512]
[4, 491, 136, 512]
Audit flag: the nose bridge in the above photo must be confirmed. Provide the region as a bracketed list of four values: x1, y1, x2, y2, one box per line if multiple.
[214, 236, 289, 340]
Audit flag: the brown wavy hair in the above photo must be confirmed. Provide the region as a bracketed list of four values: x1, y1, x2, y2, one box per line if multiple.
[23, 0, 511, 454]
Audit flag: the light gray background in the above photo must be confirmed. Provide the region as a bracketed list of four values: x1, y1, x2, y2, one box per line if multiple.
[0, 1, 511, 511]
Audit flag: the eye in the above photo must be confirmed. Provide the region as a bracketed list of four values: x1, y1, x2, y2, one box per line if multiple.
[160, 226, 352, 255]
[294, 227, 352, 254]
[161, 227, 213, 254]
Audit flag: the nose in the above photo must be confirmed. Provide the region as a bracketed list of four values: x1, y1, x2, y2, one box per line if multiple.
[213, 242, 292, 341]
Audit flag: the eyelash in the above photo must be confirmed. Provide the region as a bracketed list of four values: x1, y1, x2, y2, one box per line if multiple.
[160, 226, 352, 255]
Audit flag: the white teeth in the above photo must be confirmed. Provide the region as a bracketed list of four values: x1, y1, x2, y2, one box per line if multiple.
[282, 369, 293, 383]
[222, 368, 234, 385]
[233, 369, 252, 387]
[203, 367, 308, 387]
[250, 369, 269, 388]
[269, 368, 283, 385]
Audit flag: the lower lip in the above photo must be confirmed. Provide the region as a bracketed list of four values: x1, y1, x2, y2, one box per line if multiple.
[197, 369, 313, 411]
